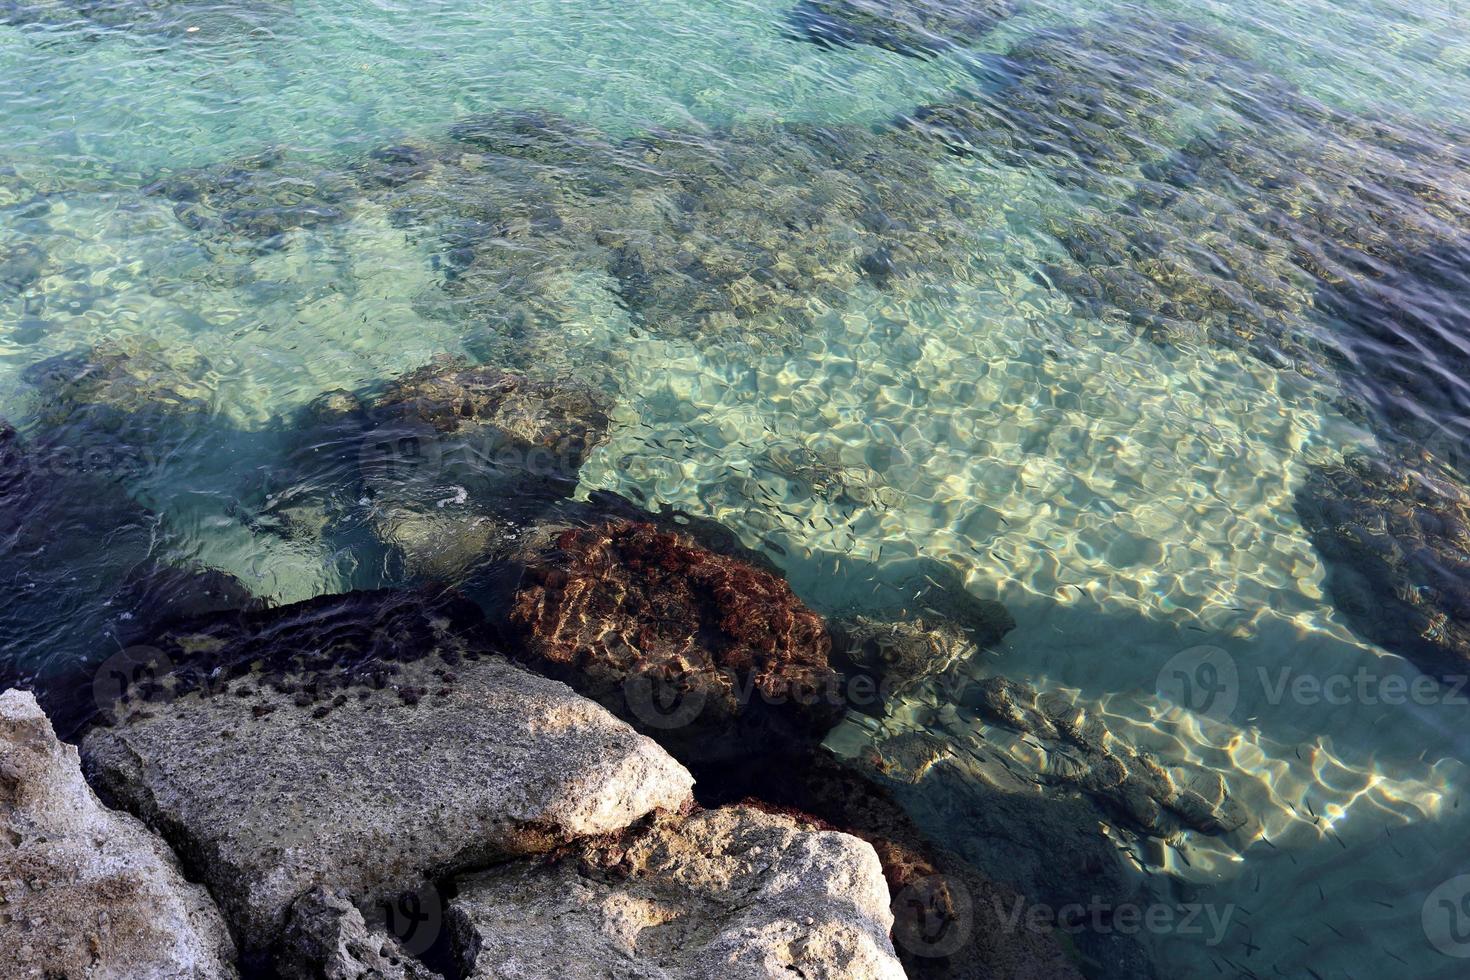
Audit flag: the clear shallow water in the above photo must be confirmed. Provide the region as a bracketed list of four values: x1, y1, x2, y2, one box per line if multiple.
[2, 0, 1470, 976]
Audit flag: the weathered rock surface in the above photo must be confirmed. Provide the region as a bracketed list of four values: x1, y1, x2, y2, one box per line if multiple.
[277, 886, 441, 980]
[0, 688, 239, 980]
[703, 747, 1087, 980]
[449, 805, 905, 980]
[79, 589, 694, 970]
[504, 519, 844, 763]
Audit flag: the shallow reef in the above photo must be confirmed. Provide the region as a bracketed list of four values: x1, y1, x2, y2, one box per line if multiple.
[145, 148, 358, 248]
[897, 18, 1257, 187]
[145, 108, 991, 351]
[1295, 448, 1470, 685]
[786, 0, 1016, 58]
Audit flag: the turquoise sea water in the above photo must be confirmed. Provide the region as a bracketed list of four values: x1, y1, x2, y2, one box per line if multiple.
[3, 0, 1470, 976]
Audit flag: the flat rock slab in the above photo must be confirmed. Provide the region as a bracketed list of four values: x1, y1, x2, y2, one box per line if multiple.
[450, 805, 906, 980]
[1, 689, 238, 980]
[80, 620, 694, 970]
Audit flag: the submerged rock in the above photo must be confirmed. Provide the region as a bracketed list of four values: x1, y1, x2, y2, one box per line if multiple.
[0, 689, 239, 980]
[900, 18, 1257, 186]
[0, 420, 252, 738]
[145, 147, 357, 246]
[1295, 448, 1470, 684]
[787, 0, 1015, 58]
[359, 355, 613, 579]
[450, 805, 905, 979]
[504, 519, 844, 763]
[963, 676, 1249, 835]
[80, 588, 694, 971]
[1043, 81, 1470, 392]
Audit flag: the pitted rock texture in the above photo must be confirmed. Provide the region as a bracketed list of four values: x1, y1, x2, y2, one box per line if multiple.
[450, 805, 905, 980]
[79, 590, 694, 971]
[0, 689, 239, 980]
[276, 886, 441, 980]
[505, 519, 844, 762]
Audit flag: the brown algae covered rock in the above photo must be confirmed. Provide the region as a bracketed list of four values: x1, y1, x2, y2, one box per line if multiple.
[504, 519, 845, 763]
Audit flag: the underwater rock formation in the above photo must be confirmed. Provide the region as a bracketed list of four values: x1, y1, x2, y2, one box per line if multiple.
[832, 613, 979, 710]
[839, 732, 1158, 978]
[787, 0, 1015, 58]
[451, 805, 906, 979]
[587, 118, 982, 340]
[0, 689, 240, 980]
[358, 355, 613, 579]
[504, 519, 844, 763]
[1045, 85, 1470, 376]
[145, 147, 357, 247]
[80, 588, 694, 972]
[148, 107, 992, 351]
[963, 676, 1249, 835]
[0, 419, 252, 737]
[1295, 448, 1470, 685]
[899, 18, 1257, 187]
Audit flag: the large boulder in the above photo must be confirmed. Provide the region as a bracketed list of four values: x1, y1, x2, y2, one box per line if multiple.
[704, 746, 1088, 980]
[448, 805, 905, 979]
[0, 689, 239, 980]
[503, 519, 844, 763]
[79, 589, 694, 972]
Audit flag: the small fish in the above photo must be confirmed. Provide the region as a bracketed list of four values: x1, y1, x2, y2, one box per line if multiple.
[1306, 968, 1324, 980]
[1386, 950, 1409, 965]
[1292, 935, 1310, 948]
[1371, 900, 1394, 909]
[1324, 923, 1345, 939]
